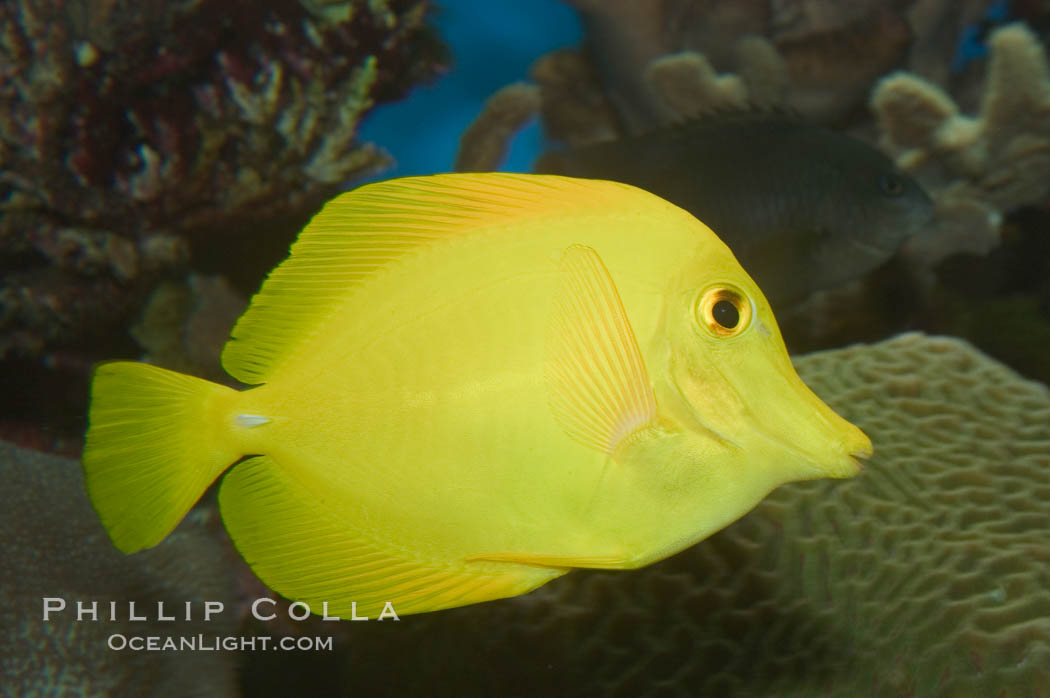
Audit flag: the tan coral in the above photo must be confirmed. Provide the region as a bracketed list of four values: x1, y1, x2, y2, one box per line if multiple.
[563, 0, 911, 132]
[473, 1, 906, 167]
[873, 23, 1050, 209]
[644, 51, 750, 117]
[464, 36, 789, 169]
[460, 0, 914, 163]
[530, 49, 622, 148]
[872, 23, 1050, 282]
[644, 36, 792, 118]
[344, 333, 1050, 697]
[455, 83, 541, 172]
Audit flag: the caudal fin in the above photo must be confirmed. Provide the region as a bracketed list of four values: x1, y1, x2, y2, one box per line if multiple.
[82, 362, 242, 553]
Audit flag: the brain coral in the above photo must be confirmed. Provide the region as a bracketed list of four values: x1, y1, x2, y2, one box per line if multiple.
[0, 441, 241, 697]
[341, 333, 1050, 698]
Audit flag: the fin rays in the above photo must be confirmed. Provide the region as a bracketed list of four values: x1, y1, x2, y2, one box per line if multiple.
[221, 174, 638, 385]
[82, 362, 241, 552]
[219, 455, 559, 617]
[545, 245, 658, 454]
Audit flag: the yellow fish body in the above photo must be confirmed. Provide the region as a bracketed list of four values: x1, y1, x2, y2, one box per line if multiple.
[82, 173, 871, 616]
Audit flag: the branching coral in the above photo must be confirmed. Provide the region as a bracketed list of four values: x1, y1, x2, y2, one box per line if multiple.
[460, 1, 913, 163]
[872, 22, 1050, 282]
[0, 0, 444, 359]
[455, 83, 541, 172]
[562, 0, 913, 133]
[0, 0, 446, 441]
[874, 22, 1050, 206]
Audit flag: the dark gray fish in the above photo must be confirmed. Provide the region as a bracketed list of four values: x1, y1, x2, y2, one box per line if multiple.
[537, 112, 934, 307]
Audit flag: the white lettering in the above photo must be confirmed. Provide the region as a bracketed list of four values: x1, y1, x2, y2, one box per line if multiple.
[108, 633, 127, 650]
[321, 602, 340, 621]
[128, 601, 146, 621]
[156, 601, 174, 621]
[77, 601, 98, 621]
[42, 597, 65, 621]
[377, 602, 400, 621]
[252, 598, 277, 621]
[287, 601, 310, 621]
[203, 601, 224, 621]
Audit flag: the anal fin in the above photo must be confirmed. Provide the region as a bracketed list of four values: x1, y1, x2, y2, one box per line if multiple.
[219, 456, 561, 617]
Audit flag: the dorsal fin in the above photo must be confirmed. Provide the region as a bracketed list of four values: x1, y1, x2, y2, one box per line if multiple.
[545, 245, 658, 455]
[220, 173, 640, 384]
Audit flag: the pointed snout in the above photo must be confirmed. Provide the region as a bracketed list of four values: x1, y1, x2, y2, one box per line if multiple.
[751, 368, 872, 482]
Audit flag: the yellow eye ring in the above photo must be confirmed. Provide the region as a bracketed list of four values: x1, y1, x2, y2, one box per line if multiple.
[696, 285, 752, 337]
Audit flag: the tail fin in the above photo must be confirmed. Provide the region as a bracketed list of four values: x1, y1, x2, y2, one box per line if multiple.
[82, 362, 242, 553]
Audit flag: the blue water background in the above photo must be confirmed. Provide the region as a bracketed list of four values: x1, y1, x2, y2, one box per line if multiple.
[357, 0, 581, 179]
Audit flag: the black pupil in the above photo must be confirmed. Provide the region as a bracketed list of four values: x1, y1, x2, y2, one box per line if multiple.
[712, 299, 739, 329]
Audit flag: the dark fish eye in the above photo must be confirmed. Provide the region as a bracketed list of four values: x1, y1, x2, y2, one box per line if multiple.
[879, 172, 905, 197]
[713, 299, 739, 329]
[696, 286, 751, 337]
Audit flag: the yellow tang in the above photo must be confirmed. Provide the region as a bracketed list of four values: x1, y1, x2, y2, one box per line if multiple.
[82, 173, 871, 617]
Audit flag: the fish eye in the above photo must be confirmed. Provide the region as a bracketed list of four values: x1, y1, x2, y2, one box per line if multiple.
[696, 286, 752, 337]
[878, 172, 905, 197]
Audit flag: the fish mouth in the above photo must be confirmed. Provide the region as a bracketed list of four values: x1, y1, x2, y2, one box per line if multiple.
[851, 441, 873, 460]
[844, 443, 873, 474]
[750, 406, 873, 480]
[802, 443, 869, 479]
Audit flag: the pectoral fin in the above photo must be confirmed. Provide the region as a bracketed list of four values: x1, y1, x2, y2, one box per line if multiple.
[545, 244, 658, 454]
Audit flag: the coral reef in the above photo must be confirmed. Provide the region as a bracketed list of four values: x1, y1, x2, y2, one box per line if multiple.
[130, 273, 247, 383]
[0, 0, 446, 444]
[530, 48, 621, 148]
[317, 333, 1050, 697]
[560, 0, 914, 133]
[453, 1, 919, 166]
[462, 2, 921, 164]
[0, 441, 241, 697]
[765, 22, 1050, 377]
[872, 22, 1050, 274]
[455, 83, 541, 172]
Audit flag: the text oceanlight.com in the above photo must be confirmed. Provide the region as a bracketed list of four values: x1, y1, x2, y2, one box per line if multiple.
[107, 634, 334, 652]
